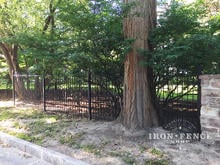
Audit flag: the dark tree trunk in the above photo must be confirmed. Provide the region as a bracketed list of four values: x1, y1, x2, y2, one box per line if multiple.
[0, 43, 28, 99]
[121, 0, 159, 130]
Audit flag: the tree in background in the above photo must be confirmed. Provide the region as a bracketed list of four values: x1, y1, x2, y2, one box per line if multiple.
[0, 0, 62, 98]
[0, 0, 44, 98]
[148, 0, 220, 75]
[57, 0, 127, 96]
[0, 0, 127, 99]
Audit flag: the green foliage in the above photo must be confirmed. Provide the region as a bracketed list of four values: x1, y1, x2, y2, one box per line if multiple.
[80, 144, 101, 155]
[148, 0, 220, 74]
[150, 148, 164, 157]
[56, 0, 126, 85]
[145, 159, 170, 165]
[109, 151, 136, 165]
[0, 0, 127, 93]
[0, 106, 74, 145]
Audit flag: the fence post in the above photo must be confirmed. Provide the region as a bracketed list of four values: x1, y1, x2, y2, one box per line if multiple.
[42, 76, 46, 112]
[12, 71, 16, 107]
[88, 71, 92, 120]
[197, 68, 202, 136]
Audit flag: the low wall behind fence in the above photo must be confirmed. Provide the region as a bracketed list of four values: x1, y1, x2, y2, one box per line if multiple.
[200, 74, 220, 142]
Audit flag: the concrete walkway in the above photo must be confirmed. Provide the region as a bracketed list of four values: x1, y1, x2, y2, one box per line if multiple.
[0, 132, 89, 165]
[0, 143, 51, 165]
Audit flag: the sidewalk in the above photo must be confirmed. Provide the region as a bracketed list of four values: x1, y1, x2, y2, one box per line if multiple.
[0, 132, 89, 165]
[0, 143, 51, 165]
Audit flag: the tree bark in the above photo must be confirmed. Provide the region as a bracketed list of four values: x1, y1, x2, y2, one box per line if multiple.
[121, 0, 158, 129]
[0, 43, 28, 99]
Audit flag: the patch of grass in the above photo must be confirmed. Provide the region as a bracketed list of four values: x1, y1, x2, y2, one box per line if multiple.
[0, 110, 17, 121]
[157, 91, 197, 101]
[17, 133, 44, 145]
[0, 107, 45, 121]
[145, 159, 170, 165]
[29, 120, 56, 137]
[74, 140, 110, 156]
[59, 132, 101, 155]
[140, 145, 149, 153]
[13, 121, 27, 130]
[109, 151, 136, 165]
[0, 106, 74, 145]
[2, 130, 44, 145]
[150, 148, 164, 157]
[59, 132, 85, 147]
[80, 144, 101, 155]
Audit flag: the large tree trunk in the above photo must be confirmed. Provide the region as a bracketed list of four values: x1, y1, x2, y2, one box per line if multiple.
[121, 0, 158, 130]
[0, 43, 28, 99]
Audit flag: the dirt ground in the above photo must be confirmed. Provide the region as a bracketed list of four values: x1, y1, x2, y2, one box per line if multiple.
[43, 120, 220, 165]
[0, 101, 220, 165]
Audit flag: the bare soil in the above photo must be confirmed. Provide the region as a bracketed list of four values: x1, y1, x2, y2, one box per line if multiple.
[44, 120, 220, 165]
[0, 101, 220, 165]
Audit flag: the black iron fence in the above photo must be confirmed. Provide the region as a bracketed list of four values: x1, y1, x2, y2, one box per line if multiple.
[12, 73, 42, 106]
[42, 72, 122, 121]
[154, 68, 201, 133]
[10, 68, 201, 130]
[0, 73, 12, 100]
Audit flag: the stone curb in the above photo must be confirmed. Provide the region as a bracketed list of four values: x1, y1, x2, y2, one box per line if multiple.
[0, 132, 89, 165]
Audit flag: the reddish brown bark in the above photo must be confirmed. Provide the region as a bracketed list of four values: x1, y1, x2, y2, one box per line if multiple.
[121, 0, 158, 129]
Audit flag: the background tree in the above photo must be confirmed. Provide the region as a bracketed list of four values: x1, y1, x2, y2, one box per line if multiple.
[0, 0, 45, 98]
[148, 0, 220, 75]
[0, 0, 63, 98]
[0, 0, 128, 100]
[57, 0, 127, 96]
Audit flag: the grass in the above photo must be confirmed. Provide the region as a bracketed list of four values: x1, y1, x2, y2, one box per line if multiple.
[150, 148, 164, 157]
[0, 104, 171, 165]
[0, 106, 74, 145]
[59, 131, 85, 147]
[157, 91, 198, 101]
[109, 151, 136, 165]
[0, 107, 45, 121]
[80, 144, 101, 155]
[145, 159, 170, 165]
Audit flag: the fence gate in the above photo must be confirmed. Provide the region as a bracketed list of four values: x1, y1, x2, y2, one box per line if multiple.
[43, 73, 121, 121]
[155, 68, 201, 135]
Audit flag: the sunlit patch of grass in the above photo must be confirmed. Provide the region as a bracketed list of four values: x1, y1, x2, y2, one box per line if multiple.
[145, 148, 170, 165]
[0, 106, 75, 145]
[149, 148, 164, 157]
[109, 151, 136, 165]
[0, 110, 18, 121]
[0, 129, 44, 145]
[59, 132, 85, 147]
[0, 107, 45, 121]
[45, 117, 57, 123]
[16, 133, 44, 145]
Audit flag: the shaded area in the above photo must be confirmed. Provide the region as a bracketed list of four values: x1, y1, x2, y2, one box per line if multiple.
[154, 68, 201, 134]
[43, 73, 122, 121]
